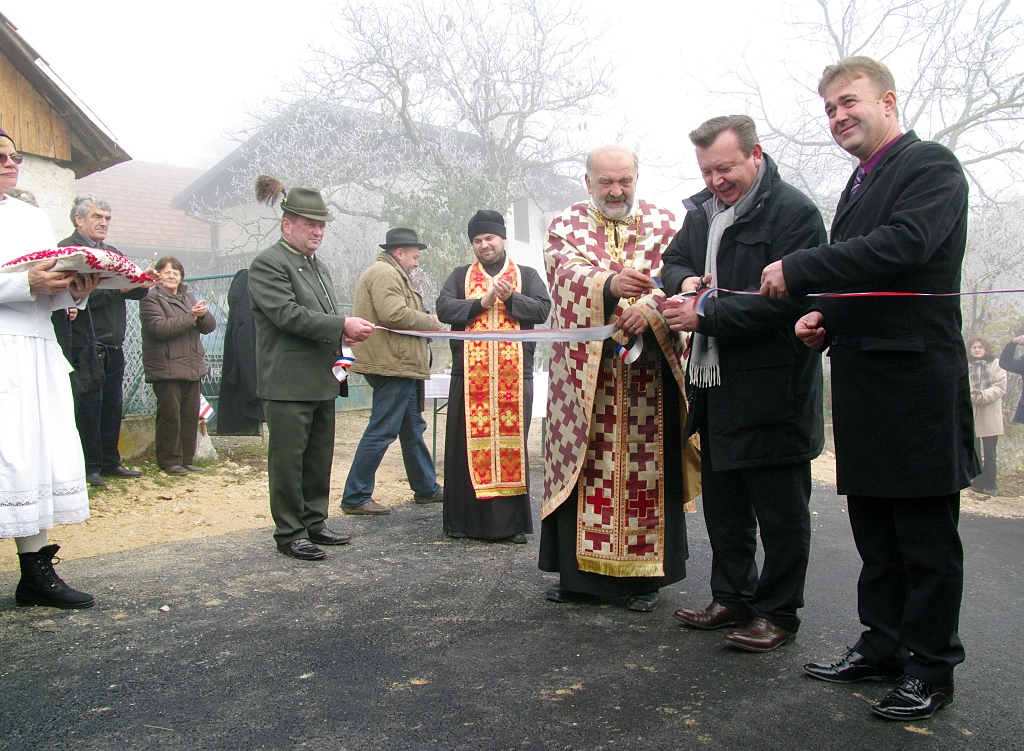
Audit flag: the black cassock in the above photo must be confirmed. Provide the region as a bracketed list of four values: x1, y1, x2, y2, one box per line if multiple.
[435, 255, 551, 539]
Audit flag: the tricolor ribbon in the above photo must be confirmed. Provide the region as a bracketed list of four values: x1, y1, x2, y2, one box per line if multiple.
[332, 345, 356, 383]
[615, 336, 644, 364]
[198, 395, 215, 421]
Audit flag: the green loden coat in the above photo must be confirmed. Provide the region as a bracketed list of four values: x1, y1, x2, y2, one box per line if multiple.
[248, 240, 349, 401]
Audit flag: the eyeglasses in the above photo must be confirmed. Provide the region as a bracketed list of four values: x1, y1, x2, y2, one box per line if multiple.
[0, 153, 24, 165]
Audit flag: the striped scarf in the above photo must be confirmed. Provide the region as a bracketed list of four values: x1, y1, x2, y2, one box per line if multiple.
[970, 357, 993, 392]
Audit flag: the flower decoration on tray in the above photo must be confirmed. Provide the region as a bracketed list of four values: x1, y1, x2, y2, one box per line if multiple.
[1, 246, 158, 289]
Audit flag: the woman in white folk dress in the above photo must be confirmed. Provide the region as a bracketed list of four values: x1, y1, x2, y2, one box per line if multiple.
[0, 127, 100, 608]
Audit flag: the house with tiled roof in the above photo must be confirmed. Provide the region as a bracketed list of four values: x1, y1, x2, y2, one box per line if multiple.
[0, 12, 129, 237]
[75, 161, 221, 275]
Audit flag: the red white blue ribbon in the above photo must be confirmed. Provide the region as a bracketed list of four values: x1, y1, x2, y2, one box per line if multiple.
[615, 336, 644, 364]
[332, 345, 356, 383]
[198, 395, 215, 421]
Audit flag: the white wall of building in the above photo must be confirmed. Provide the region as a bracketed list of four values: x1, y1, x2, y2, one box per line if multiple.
[504, 196, 549, 281]
[16, 154, 75, 241]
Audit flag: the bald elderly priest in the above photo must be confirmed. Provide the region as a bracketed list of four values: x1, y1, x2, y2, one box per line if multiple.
[540, 145, 701, 612]
[436, 210, 551, 543]
[249, 182, 374, 561]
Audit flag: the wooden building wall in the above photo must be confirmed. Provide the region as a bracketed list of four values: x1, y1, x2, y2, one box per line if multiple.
[0, 51, 71, 161]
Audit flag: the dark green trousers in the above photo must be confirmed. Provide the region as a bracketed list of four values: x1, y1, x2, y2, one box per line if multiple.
[264, 399, 336, 545]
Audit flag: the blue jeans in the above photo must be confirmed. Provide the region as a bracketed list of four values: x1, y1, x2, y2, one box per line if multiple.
[341, 375, 439, 507]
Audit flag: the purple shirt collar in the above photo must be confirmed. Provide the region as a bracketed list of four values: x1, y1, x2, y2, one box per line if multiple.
[861, 134, 903, 174]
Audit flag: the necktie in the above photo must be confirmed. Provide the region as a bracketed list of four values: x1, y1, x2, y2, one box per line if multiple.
[850, 167, 867, 195]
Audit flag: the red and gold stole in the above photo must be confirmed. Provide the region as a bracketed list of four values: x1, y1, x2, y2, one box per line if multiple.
[463, 257, 527, 499]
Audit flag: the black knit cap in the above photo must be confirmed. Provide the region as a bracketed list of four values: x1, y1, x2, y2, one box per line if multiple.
[467, 209, 506, 240]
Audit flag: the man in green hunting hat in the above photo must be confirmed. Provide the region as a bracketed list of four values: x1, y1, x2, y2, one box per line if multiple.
[249, 178, 375, 561]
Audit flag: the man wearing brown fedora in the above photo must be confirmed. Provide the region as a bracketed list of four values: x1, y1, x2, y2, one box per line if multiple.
[249, 182, 375, 560]
[341, 227, 443, 515]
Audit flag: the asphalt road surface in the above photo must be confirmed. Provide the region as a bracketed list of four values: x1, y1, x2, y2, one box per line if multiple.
[2, 478, 1022, 751]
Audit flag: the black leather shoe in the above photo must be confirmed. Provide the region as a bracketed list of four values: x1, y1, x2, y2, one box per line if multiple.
[163, 465, 189, 476]
[183, 464, 204, 473]
[277, 539, 326, 561]
[546, 586, 575, 603]
[102, 465, 142, 478]
[308, 528, 352, 546]
[623, 591, 659, 612]
[85, 473, 106, 488]
[871, 675, 954, 721]
[804, 648, 903, 684]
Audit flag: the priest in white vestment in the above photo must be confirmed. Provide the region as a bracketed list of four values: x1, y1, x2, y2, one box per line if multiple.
[0, 128, 100, 608]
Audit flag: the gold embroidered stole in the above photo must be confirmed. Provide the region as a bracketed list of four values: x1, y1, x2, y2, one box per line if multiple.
[577, 341, 666, 576]
[463, 257, 527, 499]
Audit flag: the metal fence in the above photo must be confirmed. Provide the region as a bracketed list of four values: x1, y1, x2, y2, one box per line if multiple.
[122, 274, 369, 422]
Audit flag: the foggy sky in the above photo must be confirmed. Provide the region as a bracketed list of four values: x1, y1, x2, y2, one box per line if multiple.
[8, 0, 790, 206]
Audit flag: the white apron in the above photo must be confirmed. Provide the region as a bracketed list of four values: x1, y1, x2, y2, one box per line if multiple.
[0, 195, 89, 537]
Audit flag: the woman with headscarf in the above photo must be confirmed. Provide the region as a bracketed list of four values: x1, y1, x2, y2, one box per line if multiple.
[0, 128, 100, 608]
[968, 335, 1006, 495]
[140, 256, 216, 475]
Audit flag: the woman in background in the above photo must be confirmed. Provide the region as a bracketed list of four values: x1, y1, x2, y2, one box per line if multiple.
[968, 335, 1006, 495]
[141, 257, 216, 476]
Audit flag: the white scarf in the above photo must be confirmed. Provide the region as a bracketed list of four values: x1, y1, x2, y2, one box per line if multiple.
[688, 160, 767, 388]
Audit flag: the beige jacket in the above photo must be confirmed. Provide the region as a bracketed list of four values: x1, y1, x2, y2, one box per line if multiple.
[971, 359, 1007, 438]
[350, 252, 435, 379]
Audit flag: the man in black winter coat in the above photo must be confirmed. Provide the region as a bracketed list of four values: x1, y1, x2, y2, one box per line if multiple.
[760, 57, 975, 721]
[662, 115, 826, 653]
[52, 196, 150, 488]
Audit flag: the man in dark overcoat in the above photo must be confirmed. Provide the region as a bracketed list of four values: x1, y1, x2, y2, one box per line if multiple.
[662, 116, 826, 652]
[249, 185, 374, 560]
[52, 195, 150, 488]
[760, 56, 976, 721]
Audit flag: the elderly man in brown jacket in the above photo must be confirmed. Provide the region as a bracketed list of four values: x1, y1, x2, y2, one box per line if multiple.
[341, 228, 443, 515]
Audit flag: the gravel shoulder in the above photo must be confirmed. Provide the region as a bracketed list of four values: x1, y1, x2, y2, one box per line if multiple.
[0, 409, 461, 572]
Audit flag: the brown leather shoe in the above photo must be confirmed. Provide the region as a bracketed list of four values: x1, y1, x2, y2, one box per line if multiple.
[341, 500, 392, 515]
[723, 617, 794, 652]
[673, 601, 745, 630]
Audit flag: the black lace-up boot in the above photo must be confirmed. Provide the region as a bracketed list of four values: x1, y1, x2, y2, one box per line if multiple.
[15, 544, 94, 609]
